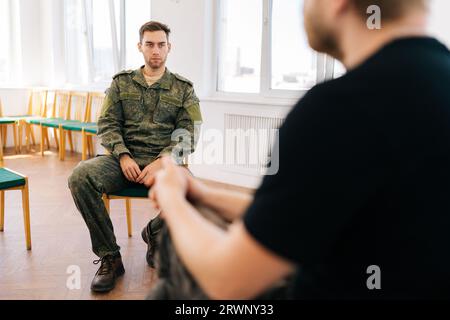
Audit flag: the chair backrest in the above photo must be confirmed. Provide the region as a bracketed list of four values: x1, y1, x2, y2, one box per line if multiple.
[67, 91, 89, 122]
[86, 92, 106, 123]
[49, 91, 71, 119]
[27, 90, 48, 117]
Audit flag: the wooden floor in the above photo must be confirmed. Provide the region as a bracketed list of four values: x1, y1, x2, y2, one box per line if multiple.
[0, 147, 163, 300]
[0, 145, 253, 300]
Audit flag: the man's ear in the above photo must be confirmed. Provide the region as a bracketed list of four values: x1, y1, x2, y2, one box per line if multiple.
[168, 42, 172, 53]
[137, 42, 143, 53]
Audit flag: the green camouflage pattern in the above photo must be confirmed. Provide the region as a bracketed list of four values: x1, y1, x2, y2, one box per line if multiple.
[98, 67, 202, 167]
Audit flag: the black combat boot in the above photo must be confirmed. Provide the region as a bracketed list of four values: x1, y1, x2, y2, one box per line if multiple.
[141, 217, 163, 268]
[141, 221, 158, 268]
[90, 254, 125, 292]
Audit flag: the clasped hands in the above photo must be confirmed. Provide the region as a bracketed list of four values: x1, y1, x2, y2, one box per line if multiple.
[120, 153, 207, 213]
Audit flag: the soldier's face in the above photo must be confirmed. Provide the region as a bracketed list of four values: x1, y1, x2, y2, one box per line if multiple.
[138, 31, 171, 70]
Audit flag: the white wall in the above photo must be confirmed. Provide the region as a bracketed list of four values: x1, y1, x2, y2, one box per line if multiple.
[428, 0, 450, 46]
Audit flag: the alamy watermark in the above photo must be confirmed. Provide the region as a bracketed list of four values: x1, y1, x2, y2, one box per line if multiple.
[66, 265, 81, 290]
[367, 5, 382, 30]
[169, 123, 280, 176]
[366, 265, 381, 290]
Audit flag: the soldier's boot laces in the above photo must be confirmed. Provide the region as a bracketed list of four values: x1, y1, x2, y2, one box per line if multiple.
[90, 255, 125, 293]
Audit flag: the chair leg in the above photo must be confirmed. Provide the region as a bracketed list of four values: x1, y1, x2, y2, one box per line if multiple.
[13, 123, 18, 154]
[21, 180, 32, 250]
[102, 194, 110, 215]
[87, 136, 92, 157]
[40, 125, 45, 156]
[30, 125, 36, 146]
[45, 128, 50, 150]
[25, 122, 33, 152]
[89, 136, 94, 157]
[24, 123, 30, 152]
[0, 190, 4, 231]
[125, 199, 132, 237]
[2, 126, 6, 148]
[68, 131, 74, 153]
[82, 130, 87, 161]
[0, 129, 3, 164]
[53, 128, 59, 150]
[0, 126, 4, 149]
[20, 122, 25, 153]
[59, 126, 65, 161]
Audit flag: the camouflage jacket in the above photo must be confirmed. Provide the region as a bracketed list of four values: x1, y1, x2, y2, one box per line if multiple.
[98, 67, 202, 167]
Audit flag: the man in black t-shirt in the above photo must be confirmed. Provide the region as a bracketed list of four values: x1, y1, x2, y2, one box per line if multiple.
[148, 0, 450, 299]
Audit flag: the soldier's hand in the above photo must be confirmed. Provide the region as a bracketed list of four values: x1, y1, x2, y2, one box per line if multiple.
[119, 154, 141, 182]
[136, 158, 163, 187]
[149, 156, 188, 211]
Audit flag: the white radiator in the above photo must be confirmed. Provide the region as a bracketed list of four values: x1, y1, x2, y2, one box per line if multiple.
[224, 113, 283, 176]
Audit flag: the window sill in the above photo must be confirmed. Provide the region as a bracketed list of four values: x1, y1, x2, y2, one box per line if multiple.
[199, 92, 305, 107]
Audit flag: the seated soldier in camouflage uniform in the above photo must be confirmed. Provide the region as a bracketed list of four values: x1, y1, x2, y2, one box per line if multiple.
[68, 21, 202, 293]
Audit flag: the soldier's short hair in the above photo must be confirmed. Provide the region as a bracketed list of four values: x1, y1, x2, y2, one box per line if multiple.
[139, 21, 171, 43]
[351, 0, 429, 20]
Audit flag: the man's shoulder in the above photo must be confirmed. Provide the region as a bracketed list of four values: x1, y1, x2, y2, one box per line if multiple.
[112, 69, 135, 80]
[171, 72, 194, 86]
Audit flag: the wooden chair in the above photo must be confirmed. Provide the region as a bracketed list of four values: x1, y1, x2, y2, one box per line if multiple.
[102, 159, 187, 237]
[28, 91, 71, 156]
[0, 98, 19, 154]
[81, 92, 105, 161]
[102, 184, 150, 237]
[0, 168, 31, 250]
[59, 92, 90, 160]
[19, 89, 48, 153]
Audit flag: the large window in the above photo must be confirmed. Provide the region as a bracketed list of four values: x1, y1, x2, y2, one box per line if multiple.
[217, 0, 263, 93]
[217, 0, 332, 97]
[271, 0, 316, 91]
[0, 0, 22, 84]
[64, 0, 151, 85]
[0, 0, 11, 83]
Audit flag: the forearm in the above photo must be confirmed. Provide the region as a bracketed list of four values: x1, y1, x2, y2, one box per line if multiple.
[98, 123, 130, 158]
[199, 187, 253, 222]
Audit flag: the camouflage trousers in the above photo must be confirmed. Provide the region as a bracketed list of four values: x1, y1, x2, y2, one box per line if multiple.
[68, 154, 147, 258]
[147, 205, 293, 300]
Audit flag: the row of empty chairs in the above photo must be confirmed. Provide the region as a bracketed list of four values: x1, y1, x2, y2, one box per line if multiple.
[0, 89, 105, 162]
[0, 90, 106, 251]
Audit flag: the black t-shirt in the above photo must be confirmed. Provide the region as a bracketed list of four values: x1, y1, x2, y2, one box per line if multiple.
[243, 37, 450, 299]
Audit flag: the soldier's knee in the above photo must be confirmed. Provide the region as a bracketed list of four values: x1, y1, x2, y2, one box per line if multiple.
[68, 163, 90, 192]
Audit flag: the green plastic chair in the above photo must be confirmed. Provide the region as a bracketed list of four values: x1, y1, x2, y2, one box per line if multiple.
[58, 92, 90, 160]
[0, 168, 31, 250]
[22, 90, 49, 152]
[80, 92, 105, 161]
[28, 91, 71, 156]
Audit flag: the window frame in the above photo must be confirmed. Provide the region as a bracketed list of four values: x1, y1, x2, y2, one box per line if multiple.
[64, 0, 149, 87]
[213, 0, 338, 102]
